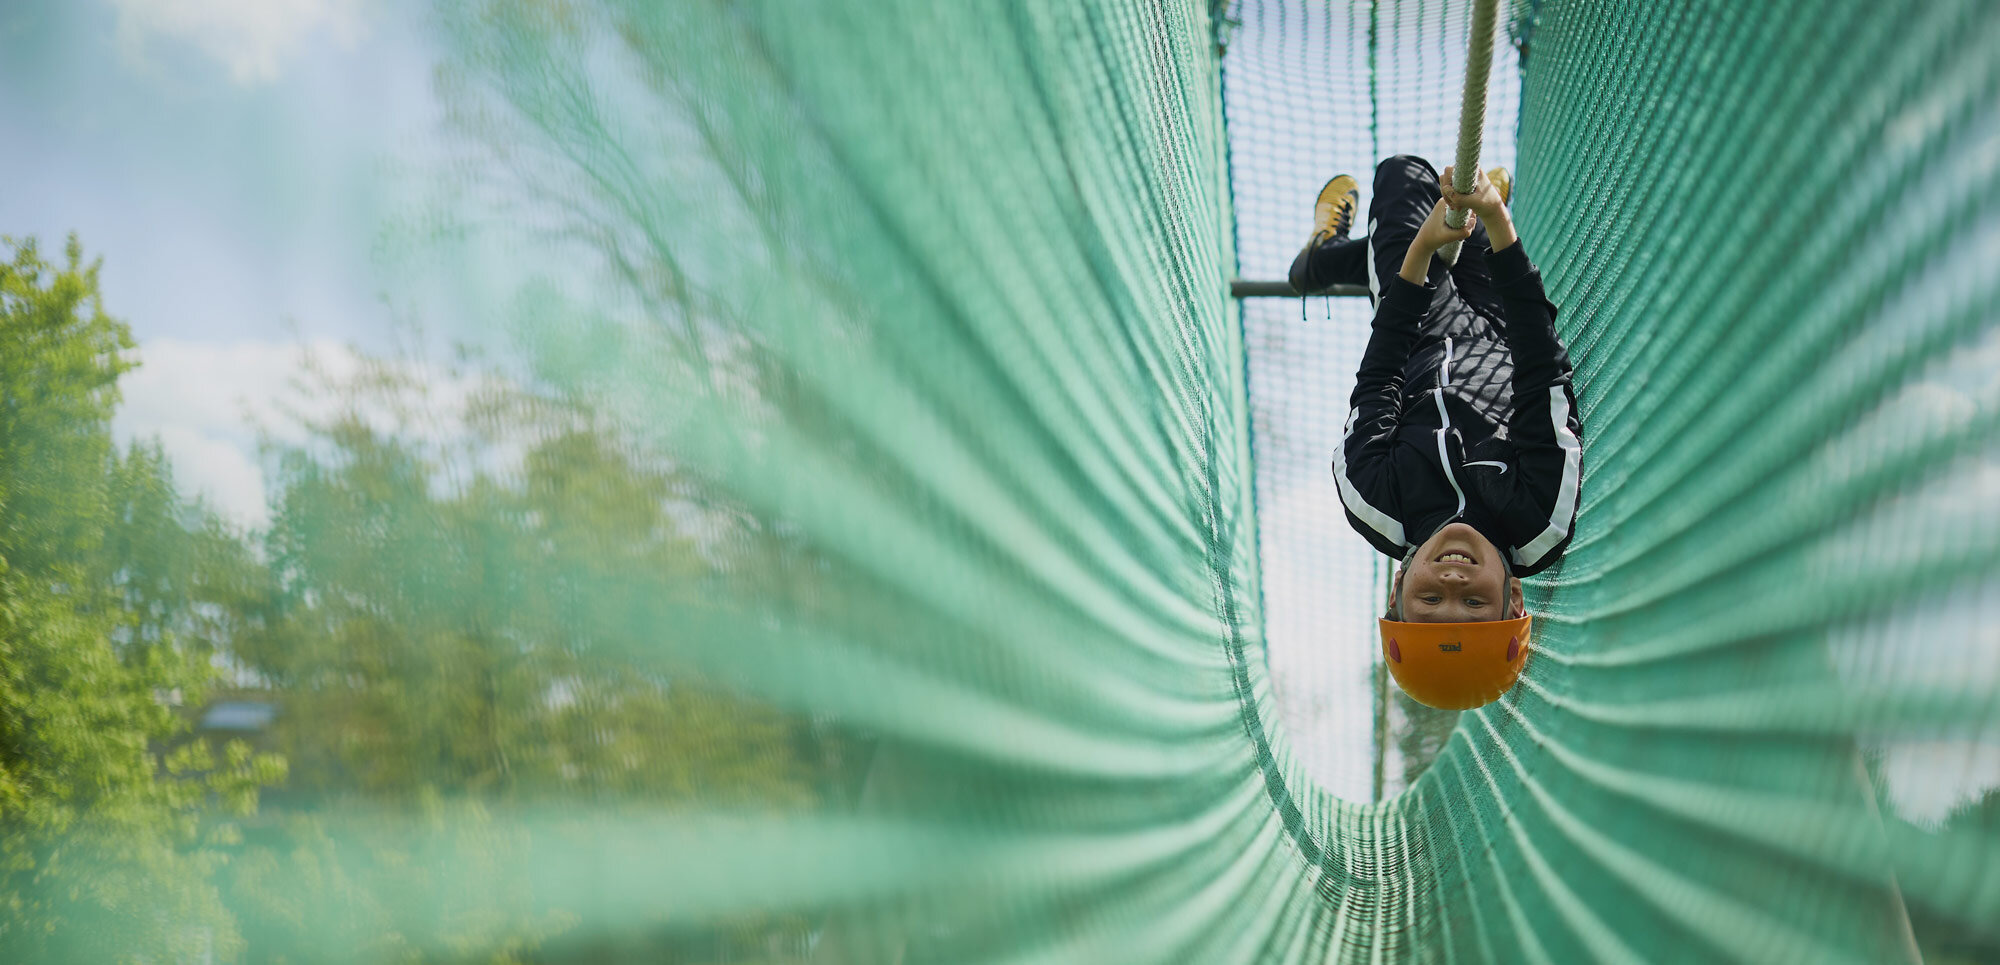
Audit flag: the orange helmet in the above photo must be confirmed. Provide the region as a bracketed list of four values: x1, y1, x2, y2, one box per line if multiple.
[1379, 614, 1532, 710]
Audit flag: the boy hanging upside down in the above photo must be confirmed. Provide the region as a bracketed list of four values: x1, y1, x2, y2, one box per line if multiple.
[1291, 156, 1581, 703]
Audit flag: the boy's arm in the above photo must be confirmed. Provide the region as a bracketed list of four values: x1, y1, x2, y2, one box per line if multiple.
[1488, 228, 1583, 576]
[1334, 274, 1430, 558]
[1437, 171, 1582, 574]
[1337, 199, 1477, 557]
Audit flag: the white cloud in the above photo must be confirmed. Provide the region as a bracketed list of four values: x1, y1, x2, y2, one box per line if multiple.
[107, 0, 368, 85]
[1827, 577, 2000, 826]
[149, 422, 269, 525]
[114, 336, 353, 527]
[1876, 738, 2000, 827]
[114, 336, 517, 530]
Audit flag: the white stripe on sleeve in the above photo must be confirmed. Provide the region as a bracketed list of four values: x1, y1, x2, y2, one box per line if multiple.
[1334, 409, 1406, 549]
[1513, 385, 1582, 566]
[1364, 218, 1381, 308]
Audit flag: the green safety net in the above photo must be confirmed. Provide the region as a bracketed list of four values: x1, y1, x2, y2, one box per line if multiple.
[8, 0, 2000, 962]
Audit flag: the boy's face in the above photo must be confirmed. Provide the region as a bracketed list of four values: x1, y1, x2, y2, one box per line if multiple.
[1394, 522, 1521, 622]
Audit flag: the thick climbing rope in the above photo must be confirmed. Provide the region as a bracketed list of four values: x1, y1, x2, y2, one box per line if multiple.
[1438, 0, 1499, 266]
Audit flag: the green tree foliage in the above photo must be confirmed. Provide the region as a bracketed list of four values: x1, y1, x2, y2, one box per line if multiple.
[1393, 692, 1458, 792]
[213, 351, 839, 962]
[0, 236, 284, 963]
[1904, 788, 2000, 965]
[241, 354, 825, 808]
[0, 233, 836, 962]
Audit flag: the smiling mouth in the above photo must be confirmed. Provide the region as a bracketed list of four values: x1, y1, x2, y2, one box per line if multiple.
[1436, 552, 1476, 565]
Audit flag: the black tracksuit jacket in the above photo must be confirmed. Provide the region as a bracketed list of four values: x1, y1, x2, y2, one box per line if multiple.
[1334, 241, 1583, 577]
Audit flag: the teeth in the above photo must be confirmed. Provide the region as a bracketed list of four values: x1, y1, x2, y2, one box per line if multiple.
[1440, 553, 1474, 564]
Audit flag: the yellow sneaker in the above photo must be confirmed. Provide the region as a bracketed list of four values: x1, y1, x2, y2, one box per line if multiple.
[1311, 174, 1360, 245]
[1486, 166, 1513, 205]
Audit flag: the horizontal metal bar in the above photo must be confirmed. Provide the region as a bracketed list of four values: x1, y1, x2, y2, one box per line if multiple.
[1229, 279, 1369, 298]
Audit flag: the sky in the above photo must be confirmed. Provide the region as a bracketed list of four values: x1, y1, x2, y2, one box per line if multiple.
[1, 0, 443, 527]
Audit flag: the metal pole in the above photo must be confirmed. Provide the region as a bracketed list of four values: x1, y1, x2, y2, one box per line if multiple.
[1230, 279, 1368, 298]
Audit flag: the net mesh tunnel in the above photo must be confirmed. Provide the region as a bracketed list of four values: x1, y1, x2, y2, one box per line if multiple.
[30, 0, 2000, 962]
[1226, 1, 2000, 961]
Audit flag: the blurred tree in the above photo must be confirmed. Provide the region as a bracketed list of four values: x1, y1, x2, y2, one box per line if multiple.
[241, 354, 821, 808]
[219, 349, 837, 962]
[1393, 693, 1458, 793]
[0, 235, 283, 963]
[1903, 787, 2000, 965]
